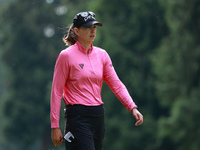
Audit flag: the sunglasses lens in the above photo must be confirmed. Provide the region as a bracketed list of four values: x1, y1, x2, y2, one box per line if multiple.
[79, 12, 88, 17]
[79, 11, 95, 18]
[88, 11, 95, 17]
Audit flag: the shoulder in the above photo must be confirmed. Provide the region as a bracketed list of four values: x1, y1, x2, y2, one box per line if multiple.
[59, 44, 78, 58]
[60, 44, 77, 55]
[56, 45, 77, 63]
[93, 46, 111, 64]
[93, 46, 109, 56]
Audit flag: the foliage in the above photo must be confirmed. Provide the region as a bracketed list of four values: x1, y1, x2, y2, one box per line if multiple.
[0, 0, 199, 149]
[0, 0, 66, 148]
[152, 0, 200, 149]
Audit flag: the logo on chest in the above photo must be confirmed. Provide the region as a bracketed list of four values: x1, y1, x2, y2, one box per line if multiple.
[79, 64, 84, 69]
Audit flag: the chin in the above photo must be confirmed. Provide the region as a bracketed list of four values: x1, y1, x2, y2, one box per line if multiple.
[89, 39, 94, 43]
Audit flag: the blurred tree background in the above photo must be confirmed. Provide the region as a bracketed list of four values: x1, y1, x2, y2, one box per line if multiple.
[0, 0, 199, 150]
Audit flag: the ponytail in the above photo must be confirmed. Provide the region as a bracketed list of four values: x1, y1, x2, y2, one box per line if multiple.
[63, 24, 78, 46]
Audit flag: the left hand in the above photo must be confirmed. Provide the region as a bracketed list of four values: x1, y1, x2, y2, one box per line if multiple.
[132, 108, 143, 126]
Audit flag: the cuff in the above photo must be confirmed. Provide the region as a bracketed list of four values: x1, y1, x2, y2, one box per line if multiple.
[51, 122, 59, 128]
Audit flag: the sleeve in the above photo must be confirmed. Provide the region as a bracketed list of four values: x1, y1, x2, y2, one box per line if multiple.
[50, 51, 69, 128]
[103, 51, 137, 112]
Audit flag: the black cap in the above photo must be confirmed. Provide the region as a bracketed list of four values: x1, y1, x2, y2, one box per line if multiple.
[73, 11, 102, 28]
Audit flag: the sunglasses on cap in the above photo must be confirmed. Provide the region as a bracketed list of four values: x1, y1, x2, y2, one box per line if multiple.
[76, 11, 95, 18]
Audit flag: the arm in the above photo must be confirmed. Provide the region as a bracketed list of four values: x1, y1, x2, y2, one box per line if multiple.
[103, 51, 143, 125]
[103, 51, 136, 111]
[51, 52, 69, 128]
[50, 52, 69, 145]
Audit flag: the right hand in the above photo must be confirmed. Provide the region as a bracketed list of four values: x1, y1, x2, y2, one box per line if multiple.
[51, 128, 64, 147]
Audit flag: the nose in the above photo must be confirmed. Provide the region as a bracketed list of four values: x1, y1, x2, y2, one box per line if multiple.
[91, 27, 96, 33]
[90, 25, 96, 32]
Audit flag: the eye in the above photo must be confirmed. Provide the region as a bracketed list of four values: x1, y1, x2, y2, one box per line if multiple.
[90, 25, 96, 29]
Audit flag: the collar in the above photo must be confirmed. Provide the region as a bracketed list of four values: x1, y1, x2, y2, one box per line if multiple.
[75, 41, 93, 54]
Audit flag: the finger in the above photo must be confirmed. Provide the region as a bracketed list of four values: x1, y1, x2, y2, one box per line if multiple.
[56, 140, 60, 146]
[53, 141, 58, 146]
[54, 138, 62, 146]
[135, 115, 143, 126]
[57, 136, 64, 146]
[58, 141, 64, 146]
[135, 120, 142, 126]
[52, 138, 58, 146]
[59, 138, 64, 145]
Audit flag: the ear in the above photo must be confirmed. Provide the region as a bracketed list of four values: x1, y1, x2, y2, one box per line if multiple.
[74, 27, 79, 36]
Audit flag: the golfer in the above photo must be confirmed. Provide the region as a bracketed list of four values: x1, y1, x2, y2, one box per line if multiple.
[50, 11, 143, 150]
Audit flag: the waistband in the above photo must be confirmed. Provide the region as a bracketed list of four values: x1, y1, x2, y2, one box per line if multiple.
[64, 104, 104, 117]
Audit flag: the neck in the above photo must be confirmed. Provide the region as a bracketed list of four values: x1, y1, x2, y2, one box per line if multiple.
[78, 41, 91, 53]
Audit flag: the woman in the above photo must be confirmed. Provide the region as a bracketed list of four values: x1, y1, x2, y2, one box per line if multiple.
[50, 11, 143, 150]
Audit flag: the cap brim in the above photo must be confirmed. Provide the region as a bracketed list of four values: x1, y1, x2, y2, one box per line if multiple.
[81, 21, 102, 28]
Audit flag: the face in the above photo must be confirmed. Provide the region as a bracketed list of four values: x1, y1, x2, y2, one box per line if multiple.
[74, 25, 97, 47]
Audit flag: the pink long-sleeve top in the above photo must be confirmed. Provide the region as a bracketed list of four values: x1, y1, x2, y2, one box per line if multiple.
[50, 41, 137, 128]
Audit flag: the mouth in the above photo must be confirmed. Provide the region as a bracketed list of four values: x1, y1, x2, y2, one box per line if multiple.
[90, 35, 95, 38]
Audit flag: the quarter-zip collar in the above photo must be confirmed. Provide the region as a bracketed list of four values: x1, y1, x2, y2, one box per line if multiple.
[76, 41, 93, 54]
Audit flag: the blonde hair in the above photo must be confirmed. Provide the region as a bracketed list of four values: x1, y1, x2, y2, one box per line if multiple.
[63, 24, 78, 46]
